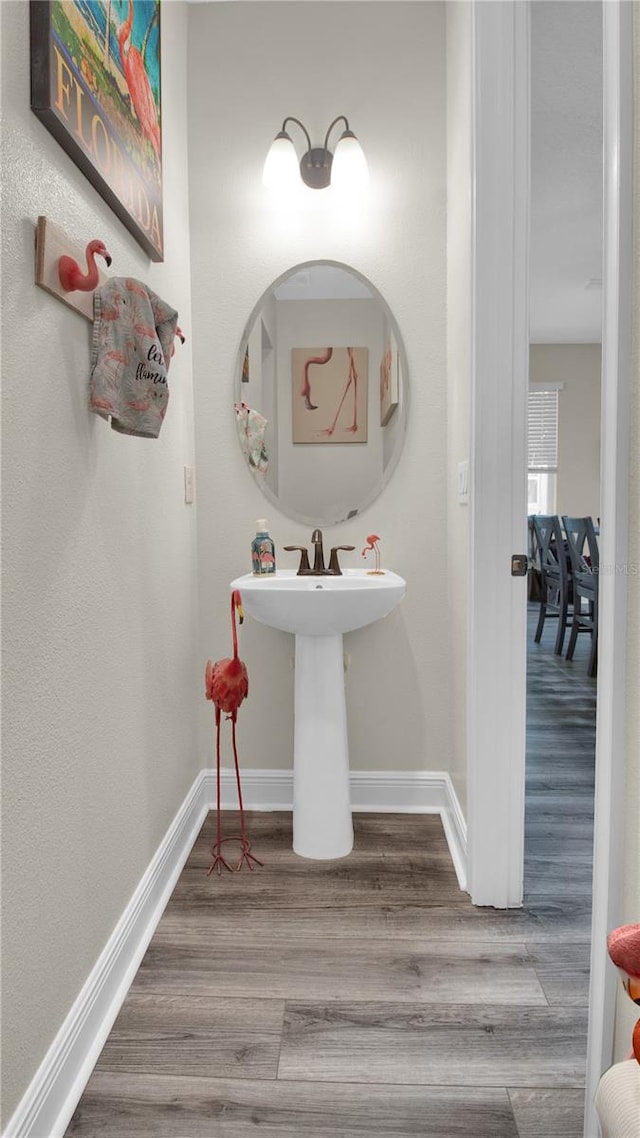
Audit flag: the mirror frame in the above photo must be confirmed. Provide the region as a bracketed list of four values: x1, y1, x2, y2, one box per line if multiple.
[234, 259, 410, 527]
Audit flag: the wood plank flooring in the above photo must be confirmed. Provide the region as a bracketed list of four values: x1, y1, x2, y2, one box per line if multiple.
[66, 606, 596, 1138]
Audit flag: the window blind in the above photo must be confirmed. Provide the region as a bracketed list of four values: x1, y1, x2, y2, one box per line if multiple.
[528, 388, 558, 471]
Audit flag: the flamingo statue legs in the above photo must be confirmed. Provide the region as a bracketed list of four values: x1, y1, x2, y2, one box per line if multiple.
[205, 591, 262, 876]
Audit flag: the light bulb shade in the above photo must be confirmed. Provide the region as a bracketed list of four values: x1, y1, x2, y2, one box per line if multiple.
[330, 131, 369, 191]
[262, 132, 299, 191]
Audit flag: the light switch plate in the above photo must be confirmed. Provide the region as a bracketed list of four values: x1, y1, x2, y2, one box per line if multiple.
[457, 460, 469, 504]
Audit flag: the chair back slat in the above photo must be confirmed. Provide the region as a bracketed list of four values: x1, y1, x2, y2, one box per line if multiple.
[532, 515, 568, 585]
[562, 516, 599, 578]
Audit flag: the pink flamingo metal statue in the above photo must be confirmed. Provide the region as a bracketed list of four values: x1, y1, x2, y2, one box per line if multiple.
[58, 240, 112, 292]
[205, 591, 262, 876]
[117, 0, 161, 167]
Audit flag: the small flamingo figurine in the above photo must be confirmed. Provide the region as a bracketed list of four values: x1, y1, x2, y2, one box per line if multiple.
[362, 534, 383, 575]
[58, 240, 112, 292]
[205, 591, 262, 876]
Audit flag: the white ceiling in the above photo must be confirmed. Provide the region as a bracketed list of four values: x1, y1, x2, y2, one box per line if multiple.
[275, 265, 373, 300]
[530, 0, 603, 343]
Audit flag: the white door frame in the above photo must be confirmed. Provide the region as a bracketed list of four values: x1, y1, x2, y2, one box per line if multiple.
[584, 2, 633, 1135]
[467, 0, 633, 1132]
[467, 0, 530, 908]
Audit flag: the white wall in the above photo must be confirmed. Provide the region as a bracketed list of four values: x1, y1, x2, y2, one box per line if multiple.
[529, 343, 602, 520]
[0, 1, 198, 1124]
[446, 0, 471, 814]
[188, 1, 450, 776]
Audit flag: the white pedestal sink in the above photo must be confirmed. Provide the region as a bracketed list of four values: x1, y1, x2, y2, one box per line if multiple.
[230, 569, 406, 859]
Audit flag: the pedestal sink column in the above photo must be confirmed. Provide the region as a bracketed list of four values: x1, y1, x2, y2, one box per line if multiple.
[292, 633, 353, 859]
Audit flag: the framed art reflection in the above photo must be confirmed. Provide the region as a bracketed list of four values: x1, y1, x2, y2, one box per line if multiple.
[292, 346, 368, 444]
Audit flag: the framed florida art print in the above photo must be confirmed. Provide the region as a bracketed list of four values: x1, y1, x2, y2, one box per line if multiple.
[30, 0, 163, 261]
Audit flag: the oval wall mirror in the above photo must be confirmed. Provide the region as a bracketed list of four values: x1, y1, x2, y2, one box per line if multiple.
[234, 261, 409, 527]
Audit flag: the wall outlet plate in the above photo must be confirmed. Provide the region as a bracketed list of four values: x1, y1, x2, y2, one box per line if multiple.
[184, 466, 194, 504]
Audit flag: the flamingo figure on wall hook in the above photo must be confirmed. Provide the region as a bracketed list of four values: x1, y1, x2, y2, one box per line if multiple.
[58, 240, 112, 293]
[116, 0, 161, 169]
[205, 591, 263, 876]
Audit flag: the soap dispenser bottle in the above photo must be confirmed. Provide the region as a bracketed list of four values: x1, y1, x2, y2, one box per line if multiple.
[251, 519, 276, 575]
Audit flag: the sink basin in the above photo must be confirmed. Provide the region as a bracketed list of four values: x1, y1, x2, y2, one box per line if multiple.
[231, 567, 406, 861]
[230, 568, 406, 636]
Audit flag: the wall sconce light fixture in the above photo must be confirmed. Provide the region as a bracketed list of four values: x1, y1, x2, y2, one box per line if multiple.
[263, 115, 368, 192]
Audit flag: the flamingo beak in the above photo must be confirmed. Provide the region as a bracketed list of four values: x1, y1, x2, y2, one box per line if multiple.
[236, 598, 245, 624]
[104, 253, 113, 268]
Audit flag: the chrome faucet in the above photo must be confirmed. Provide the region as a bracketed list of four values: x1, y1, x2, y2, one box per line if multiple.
[284, 530, 355, 576]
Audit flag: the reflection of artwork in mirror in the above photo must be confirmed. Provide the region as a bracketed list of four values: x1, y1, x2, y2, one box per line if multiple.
[292, 347, 368, 444]
[242, 347, 250, 382]
[380, 330, 399, 426]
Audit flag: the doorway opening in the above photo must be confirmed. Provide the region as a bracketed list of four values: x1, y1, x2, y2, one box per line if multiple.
[525, 0, 603, 1112]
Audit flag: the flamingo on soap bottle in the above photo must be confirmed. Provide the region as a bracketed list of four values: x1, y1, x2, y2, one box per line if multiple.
[205, 591, 262, 876]
[115, 0, 161, 173]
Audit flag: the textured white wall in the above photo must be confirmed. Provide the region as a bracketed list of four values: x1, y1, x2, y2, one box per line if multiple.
[188, 1, 450, 776]
[445, 0, 471, 814]
[0, 1, 199, 1124]
[529, 343, 602, 520]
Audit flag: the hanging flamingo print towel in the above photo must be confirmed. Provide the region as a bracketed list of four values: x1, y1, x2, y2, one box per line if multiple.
[90, 277, 178, 438]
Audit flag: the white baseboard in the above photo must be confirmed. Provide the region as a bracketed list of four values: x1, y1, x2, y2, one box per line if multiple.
[4, 767, 467, 1138]
[212, 767, 468, 889]
[3, 771, 210, 1138]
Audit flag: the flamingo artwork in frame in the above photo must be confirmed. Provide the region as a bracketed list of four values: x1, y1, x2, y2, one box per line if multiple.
[291, 346, 369, 444]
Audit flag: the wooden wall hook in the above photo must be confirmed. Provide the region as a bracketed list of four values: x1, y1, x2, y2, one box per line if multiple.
[35, 216, 109, 322]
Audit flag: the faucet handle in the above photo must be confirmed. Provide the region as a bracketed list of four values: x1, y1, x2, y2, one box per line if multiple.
[283, 546, 311, 575]
[328, 545, 356, 575]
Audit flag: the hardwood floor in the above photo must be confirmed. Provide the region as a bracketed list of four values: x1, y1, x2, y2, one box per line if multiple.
[66, 607, 596, 1138]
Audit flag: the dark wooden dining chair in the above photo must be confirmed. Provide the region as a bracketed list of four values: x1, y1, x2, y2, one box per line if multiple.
[562, 515, 599, 677]
[531, 514, 572, 655]
[527, 516, 545, 603]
